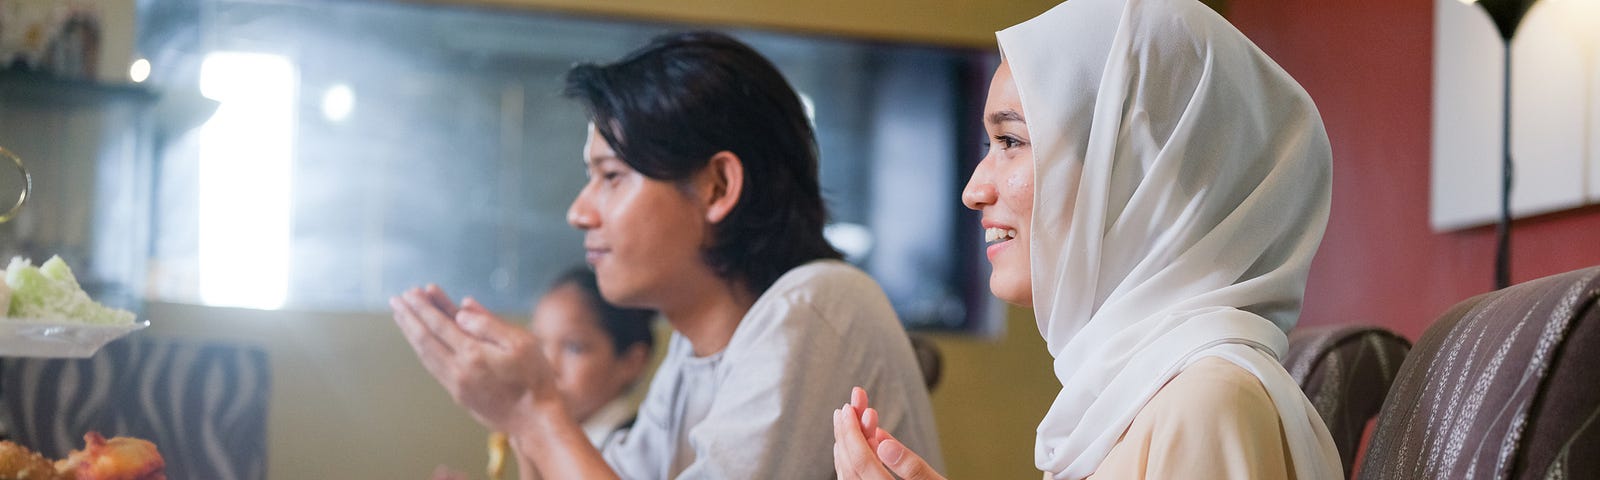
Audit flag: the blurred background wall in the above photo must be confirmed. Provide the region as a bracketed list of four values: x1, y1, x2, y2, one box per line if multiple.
[1226, 0, 1600, 340]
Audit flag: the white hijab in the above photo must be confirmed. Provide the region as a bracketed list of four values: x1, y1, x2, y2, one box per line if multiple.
[997, 0, 1343, 478]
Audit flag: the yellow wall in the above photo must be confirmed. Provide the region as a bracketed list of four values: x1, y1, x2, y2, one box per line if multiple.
[404, 0, 1225, 47]
[403, 0, 1063, 47]
[926, 308, 1058, 479]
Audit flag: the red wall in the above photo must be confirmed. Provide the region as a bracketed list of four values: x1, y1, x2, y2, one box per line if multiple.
[1226, 0, 1600, 340]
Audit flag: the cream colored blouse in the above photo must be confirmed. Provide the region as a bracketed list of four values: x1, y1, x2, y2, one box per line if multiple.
[1057, 357, 1297, 480]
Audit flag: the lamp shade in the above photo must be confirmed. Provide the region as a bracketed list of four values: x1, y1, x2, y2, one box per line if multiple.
[1475, 0, 1542, 40]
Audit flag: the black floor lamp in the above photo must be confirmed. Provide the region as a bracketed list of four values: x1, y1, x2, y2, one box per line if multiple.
[1467, 0, 1541, 289]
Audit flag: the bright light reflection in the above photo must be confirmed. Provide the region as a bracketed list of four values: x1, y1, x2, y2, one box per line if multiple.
[129, 58, 150, 83]
[798, 91, 817, 125]
[198, 52, 296, 309]
[322, 84, 354, 122]
[824, 222, 874, 261]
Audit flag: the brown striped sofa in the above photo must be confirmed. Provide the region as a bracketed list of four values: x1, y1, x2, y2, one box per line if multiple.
[1359, 266, 1600, 479]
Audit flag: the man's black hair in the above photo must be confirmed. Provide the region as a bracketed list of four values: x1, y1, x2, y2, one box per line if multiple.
[563, 31, 841, 295]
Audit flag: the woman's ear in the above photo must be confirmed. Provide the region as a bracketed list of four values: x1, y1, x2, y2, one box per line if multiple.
[702, 151, 745, 224]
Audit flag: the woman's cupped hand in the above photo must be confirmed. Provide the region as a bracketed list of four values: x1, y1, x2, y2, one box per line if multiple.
[833, 387, 945, 480]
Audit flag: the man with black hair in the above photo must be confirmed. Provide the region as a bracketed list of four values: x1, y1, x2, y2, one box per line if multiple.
[393, 31, 942, 479]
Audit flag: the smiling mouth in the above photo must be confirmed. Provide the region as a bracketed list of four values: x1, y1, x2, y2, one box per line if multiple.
[984, 227, 1017, 244]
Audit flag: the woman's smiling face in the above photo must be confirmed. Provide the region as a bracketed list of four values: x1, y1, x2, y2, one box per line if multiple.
[963, 60, 1037, 307]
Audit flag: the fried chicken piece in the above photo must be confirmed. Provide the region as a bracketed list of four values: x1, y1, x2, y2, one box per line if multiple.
[0, 441, 66, 480]
[53, 433, 164, 480]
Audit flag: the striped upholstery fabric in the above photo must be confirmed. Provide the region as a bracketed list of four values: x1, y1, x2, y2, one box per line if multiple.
[1284, 324, 1411, 477]
[1360, 266, 1600, 480]
[0, 337, 270, 480]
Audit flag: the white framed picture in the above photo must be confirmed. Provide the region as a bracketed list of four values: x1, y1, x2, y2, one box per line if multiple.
[1430, 0, 1600, 231]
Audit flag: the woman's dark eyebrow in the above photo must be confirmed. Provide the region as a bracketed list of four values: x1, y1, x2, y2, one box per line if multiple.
[987, 109, 1026, 125]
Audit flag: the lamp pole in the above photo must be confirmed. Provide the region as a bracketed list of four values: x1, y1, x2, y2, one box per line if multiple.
[1496, 37, 1513, 290]
[1470, 0, 1539, 290]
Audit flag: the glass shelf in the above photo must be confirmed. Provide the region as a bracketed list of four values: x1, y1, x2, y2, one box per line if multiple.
[0, 70, 156, 107]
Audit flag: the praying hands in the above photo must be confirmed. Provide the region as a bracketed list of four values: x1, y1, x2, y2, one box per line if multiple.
[833, 387, 945, 480]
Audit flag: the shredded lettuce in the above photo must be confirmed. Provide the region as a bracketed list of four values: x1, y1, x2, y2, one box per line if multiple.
[0, 269, 10, 318]
[4, 256, 136, 325]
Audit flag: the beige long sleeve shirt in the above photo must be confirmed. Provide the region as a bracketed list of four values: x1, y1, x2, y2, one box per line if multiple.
[1070, 357, 1297, 480]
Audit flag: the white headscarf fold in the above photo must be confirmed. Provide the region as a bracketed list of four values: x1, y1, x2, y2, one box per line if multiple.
[997, 0, 1343, 478]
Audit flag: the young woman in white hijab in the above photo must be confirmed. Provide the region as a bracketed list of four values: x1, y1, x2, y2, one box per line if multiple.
[832, 0, 1343, 478]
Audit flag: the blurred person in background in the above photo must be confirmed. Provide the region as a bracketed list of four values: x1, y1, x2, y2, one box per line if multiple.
[528, 266, 654, 446]
[434, 266, 653, 480]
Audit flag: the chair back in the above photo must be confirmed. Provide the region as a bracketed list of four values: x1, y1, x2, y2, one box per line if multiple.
[908, 334, 943, 392]
[0, 336, 271, 480]
[1359, 266, 1600, 480]
[1283, 324, 1411, 477]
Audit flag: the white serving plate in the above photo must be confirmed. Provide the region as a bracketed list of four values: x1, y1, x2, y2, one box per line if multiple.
[0, 319, 150, 358]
